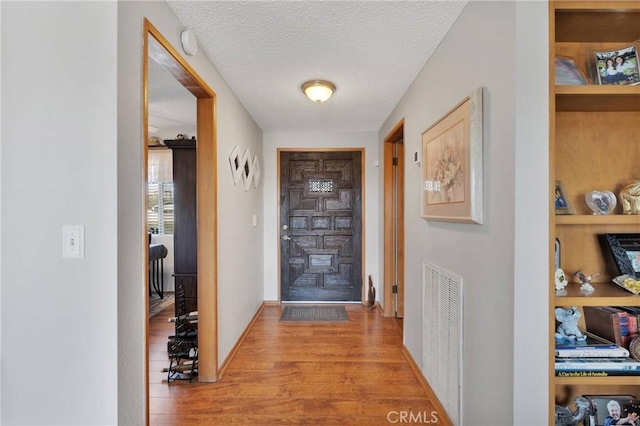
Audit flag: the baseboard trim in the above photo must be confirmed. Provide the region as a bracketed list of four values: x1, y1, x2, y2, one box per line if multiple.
[364, 301, 383, 314]
[401, 345, 453, 426]
[218, 302, 266, 378]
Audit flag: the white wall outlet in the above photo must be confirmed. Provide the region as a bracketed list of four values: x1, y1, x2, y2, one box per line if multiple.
[63, 225, 84, 259]
[252, 214, 258, 227]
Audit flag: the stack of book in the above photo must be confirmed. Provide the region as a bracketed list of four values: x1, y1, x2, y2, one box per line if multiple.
[555, 330, 640, 377]
[583, 306, 639, 349]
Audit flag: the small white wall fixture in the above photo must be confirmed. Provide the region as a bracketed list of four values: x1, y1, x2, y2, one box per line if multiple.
[180, 29, 198, 56]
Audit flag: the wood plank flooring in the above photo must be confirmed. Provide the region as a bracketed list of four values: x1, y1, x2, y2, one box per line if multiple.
[149, 303, 450, 425]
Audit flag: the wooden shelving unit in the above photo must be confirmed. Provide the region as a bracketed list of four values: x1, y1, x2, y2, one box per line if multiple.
[556, 215, 640, 225]
[549, 1, 640, 423]
[554, 282, 639, 306]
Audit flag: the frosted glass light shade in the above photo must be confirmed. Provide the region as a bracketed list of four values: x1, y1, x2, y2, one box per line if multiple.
[301, 80, 336, 103]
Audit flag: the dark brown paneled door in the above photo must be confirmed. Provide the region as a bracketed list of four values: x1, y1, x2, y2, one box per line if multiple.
[280, 150, 363, 302]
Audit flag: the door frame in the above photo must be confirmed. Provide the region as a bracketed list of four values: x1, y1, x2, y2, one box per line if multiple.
[276, 148, 366, 304]
[383, 119, 405, 318]
[143, 18, 219, 401]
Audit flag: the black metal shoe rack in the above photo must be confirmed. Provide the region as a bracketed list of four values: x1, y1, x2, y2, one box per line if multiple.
[163, 311, 198, 382]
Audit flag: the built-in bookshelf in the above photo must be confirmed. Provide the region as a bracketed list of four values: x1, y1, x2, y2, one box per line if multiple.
[549, 1, 640, 423]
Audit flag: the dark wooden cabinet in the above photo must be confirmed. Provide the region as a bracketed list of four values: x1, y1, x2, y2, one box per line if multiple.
[165, 138, 197, 319]
[175, 274, 197, 316]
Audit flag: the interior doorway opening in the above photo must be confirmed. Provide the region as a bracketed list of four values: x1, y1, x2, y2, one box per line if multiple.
[143, 18, 219, 422]
[383, 120, 405, 319]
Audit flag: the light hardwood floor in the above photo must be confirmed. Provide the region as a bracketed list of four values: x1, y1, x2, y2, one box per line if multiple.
[149, 303, 451, 425]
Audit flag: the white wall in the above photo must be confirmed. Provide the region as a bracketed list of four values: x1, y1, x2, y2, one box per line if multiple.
[513, 1, 549, 422]
[1, 1, 263, 424]
[377, 2, 547, 424]
[0, 1, 4, 420]
[117, 1, 264, 423]
[1, 2, 118, 424]
[262, 131, 380, 302]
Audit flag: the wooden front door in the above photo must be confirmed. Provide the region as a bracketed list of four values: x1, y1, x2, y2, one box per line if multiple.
[280, 150, 363, 302]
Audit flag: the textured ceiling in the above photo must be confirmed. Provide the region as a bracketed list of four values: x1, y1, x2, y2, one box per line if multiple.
[158, 0, 467, 132]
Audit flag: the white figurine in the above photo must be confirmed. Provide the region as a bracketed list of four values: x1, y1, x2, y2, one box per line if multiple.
[555, 268, 568, 291]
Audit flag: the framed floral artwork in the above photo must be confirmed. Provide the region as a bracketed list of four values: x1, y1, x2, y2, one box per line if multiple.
[421, 87, 483, 224]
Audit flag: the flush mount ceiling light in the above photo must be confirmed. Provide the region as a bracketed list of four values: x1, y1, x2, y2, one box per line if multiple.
[301, 80, 336, 103]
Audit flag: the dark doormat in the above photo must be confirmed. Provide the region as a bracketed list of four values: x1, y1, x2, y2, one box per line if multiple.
[280, 305, 348, 322]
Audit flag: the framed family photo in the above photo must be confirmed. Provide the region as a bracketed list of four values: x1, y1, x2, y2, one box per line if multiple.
[592, 43, 640, 85]
[421, 87, 483, 224]
[555, 180, 573, 215]
[582, 395, 640, 426]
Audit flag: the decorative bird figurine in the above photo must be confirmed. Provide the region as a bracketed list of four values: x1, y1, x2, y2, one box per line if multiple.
[575, 270, 599, 293]
[575, 271, 599, 284]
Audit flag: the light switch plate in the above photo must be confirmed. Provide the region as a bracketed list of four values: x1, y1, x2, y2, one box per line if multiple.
[63, 225, 84, 259]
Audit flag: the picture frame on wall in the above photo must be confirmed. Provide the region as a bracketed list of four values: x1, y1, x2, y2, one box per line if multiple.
[555, 180, 573, 215]
[421, 87, 483, 224]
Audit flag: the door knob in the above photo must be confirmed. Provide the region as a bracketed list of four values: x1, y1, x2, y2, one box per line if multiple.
[282, 235, 291, 240]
